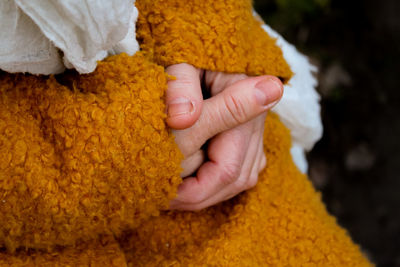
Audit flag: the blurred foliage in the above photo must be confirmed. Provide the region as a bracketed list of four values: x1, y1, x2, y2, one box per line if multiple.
[254, 0, 330, 32]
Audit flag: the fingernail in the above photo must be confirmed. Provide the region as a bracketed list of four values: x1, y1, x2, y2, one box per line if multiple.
[254, 78, 283, 107]
[167, 97, 194, 117]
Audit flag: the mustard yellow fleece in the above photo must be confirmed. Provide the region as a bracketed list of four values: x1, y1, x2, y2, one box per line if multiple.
[0, 0, 372, 266]
[0, 54, 183, 252]
[136, 0, 292, 81]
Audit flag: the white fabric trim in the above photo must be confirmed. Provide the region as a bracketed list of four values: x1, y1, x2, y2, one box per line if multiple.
[263, 25, 323, 173]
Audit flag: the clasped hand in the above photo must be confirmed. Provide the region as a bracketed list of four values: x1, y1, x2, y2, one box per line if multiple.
[166, 64, 283, 210]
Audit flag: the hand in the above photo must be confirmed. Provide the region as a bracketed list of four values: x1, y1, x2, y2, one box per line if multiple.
[166, 63, 283, 210]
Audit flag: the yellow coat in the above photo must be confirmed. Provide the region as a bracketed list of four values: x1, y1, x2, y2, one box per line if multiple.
[0, 0, 372, 265]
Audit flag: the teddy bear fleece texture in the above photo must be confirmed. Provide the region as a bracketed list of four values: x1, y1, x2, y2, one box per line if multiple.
[0, 0, 372, 266]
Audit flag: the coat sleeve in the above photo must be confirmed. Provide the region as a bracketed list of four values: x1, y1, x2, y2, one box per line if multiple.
[0, 53, 183, 252]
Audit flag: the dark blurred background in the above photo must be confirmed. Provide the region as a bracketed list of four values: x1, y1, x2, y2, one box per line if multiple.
[253, 0, 400, 266]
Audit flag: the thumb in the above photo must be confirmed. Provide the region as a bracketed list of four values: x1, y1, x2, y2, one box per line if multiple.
[173, 75, 283, 156]
[165, 63, 204, 130]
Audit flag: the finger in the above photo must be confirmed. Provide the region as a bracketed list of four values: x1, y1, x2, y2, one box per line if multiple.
[259, 117, 267, 172]
[170, 124, 251, 208]
[180, 149, 205, 177]
[204, 71, 248, 96]
[237, 115, 266, 191]
[248, 127, 266, 189]
[172, 114, 267, 211]
[183, 121, 264, 210]
[173, 75, 283, 156]
[260, 154, 267, 171]
[174, 130, 260, 211]
[165, 63, 203, 129]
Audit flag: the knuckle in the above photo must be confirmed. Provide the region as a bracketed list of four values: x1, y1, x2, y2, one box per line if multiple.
[219, 162, 241, 186]
[224, 74, 248, 87]
[233, 176, 248, 192]
[176, 74, 195, 87]
[187, 191, 208, 205]
[168, 71, 199, 90]
[169, 79, 195, 93]
[246, 174, 259, 189]
[223, 93, 248, 126]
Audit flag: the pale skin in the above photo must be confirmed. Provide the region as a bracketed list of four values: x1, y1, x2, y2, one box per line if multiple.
[166, 63, 284, 211]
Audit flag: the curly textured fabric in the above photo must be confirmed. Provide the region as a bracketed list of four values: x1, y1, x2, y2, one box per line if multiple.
[119, 114, 371, 266]
[0, 0, 372, 266]
[0, 115, 372, 266]
[0, 53, 183, 251]
[136, 0, 293, 82]
[0, 236, 126, 266]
